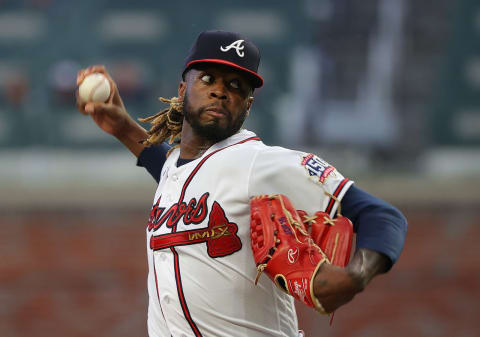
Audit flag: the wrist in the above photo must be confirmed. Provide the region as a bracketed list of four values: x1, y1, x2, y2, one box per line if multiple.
[345, 263, 368, 291]
[114, 117, 149, 157]
[114, 117, 147, 142]
[346, 248, 389, 289]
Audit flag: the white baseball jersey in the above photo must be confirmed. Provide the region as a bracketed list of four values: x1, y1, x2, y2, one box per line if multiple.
[145, 129, 353, 337]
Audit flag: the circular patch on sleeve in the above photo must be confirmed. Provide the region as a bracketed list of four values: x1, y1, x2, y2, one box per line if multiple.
[301, 153, 337, 184]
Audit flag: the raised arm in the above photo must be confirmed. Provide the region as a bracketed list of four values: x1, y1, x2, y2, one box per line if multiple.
[76, 65, 148, 157]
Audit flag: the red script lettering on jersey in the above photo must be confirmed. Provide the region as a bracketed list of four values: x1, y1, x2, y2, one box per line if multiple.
[147, 193, 209, 232]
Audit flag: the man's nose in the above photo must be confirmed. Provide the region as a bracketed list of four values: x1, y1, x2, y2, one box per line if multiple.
[209, 83, 227, 100]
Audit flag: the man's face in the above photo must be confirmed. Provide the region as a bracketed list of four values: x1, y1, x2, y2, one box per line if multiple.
[180, 64, 254, 143]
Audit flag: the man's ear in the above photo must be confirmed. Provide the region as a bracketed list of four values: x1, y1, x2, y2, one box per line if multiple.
[246, 96, 254, 115]
[178, 81, 186, 101]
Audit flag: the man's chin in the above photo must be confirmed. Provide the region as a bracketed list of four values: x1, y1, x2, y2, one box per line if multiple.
[194, 124, 236, 143]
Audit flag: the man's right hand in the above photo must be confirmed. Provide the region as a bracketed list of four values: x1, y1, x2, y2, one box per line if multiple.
[76, 65, 148, 157]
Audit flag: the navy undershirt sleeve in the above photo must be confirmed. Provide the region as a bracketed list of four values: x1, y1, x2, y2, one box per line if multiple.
[136, 143, 171, 183]
[342, 184, 408, 269]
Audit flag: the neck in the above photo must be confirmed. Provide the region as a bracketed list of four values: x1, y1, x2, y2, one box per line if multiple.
[179, 121, 216, 159]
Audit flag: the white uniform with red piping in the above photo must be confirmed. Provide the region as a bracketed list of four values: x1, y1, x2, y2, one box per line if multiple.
[145, 129, 353, 337]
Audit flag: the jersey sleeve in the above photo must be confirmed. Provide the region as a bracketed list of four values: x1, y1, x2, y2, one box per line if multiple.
[248, 146, 353, 218]
[136, 143, 171, 183]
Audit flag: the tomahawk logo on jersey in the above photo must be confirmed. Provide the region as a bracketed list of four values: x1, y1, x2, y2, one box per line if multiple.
[147, 194, 242, 258]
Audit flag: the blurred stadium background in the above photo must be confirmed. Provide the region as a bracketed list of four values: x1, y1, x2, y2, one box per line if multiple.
[1, 0, 479, 336]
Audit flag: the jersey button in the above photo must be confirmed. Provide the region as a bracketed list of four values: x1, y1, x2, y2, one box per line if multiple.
[164, 295, 170, 304]
[172, 174, 178, 182]
[159, 253, 166, 261]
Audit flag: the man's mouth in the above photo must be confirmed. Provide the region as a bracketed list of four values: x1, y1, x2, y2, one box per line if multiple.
[204, 106, 227, 117]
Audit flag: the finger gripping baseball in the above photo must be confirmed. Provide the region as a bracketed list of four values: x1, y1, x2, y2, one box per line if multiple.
[250, 194, 329, 313]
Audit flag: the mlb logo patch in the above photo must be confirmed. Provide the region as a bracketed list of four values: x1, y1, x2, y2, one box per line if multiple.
[301, 153, 336, 184]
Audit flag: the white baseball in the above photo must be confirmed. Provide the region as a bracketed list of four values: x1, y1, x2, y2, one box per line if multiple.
[78, 73, 111, 103]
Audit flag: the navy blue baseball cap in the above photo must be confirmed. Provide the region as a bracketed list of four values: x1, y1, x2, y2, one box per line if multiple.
[182, 30, 264, 88]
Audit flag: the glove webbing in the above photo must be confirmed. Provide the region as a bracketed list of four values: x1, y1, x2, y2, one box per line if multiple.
[254, 195, 328, 285]
[299, 191, 344, 262]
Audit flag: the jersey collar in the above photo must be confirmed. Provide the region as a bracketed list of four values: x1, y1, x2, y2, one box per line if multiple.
[204, 129, 258, 154]
[169, 129, 259, 166]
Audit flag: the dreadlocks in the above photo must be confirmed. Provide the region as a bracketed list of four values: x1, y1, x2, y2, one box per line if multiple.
[138, 97, 184, 150]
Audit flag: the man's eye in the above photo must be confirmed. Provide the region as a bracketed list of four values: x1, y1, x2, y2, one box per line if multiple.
[201, 75, 212, 83]
[230, 80, 240, 89]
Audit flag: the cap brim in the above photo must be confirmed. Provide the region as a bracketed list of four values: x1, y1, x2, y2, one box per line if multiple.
[184, 59, 264, 88]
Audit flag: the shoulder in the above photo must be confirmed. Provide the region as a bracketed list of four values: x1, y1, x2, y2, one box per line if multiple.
[219, 137, 304, 168]
[211, 129, 266, 160]
[254, 145, 331, 177]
